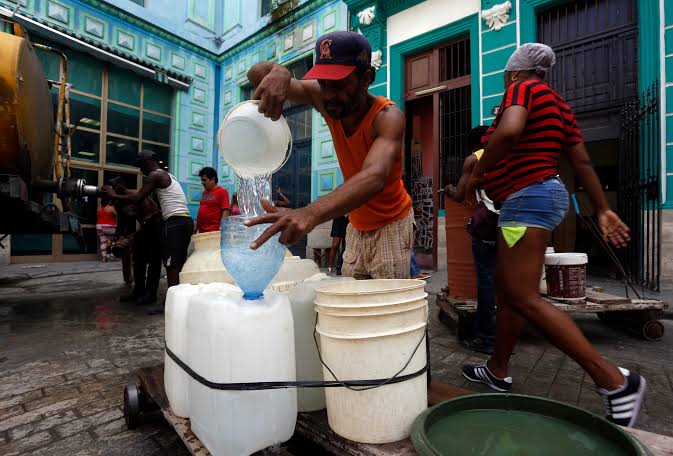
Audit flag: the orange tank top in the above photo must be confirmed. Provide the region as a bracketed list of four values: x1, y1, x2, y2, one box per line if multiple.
[324, 96, 412, 232]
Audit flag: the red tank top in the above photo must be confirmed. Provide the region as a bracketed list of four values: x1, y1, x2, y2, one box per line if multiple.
[324, 96, 411, 231]
[97, 205, 116, 225]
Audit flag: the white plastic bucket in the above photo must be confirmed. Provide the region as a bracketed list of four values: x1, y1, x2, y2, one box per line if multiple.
[545, 253, 588, 300]
[217, 100, 291, 178]
[316, 303, 428, 336]
[315, 279, 428, 444]
[539, 247, 555, 293]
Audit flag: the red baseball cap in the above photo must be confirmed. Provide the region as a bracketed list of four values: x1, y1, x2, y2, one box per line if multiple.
[303, 31, 372, 81]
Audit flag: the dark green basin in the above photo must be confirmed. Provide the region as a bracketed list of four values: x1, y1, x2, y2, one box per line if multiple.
[411, 394, 651, 456]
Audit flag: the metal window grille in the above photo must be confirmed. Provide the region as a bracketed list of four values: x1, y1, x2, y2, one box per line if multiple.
[618, 81, 661, 291]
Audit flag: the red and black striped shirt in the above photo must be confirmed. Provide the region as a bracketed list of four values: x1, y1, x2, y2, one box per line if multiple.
[481, 80, 582, 202]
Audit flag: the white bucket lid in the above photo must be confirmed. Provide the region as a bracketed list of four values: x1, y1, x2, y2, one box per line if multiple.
[545, 253, 588, 266]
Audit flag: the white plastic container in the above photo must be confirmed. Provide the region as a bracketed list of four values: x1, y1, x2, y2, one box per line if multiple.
[164, 282, 241, 418]
[315, 279, 428, 444]
[187, 290, 297, 456]
[179, 232, 235, 285]
[545, 253, 588, 301]
[271, 274, 354, 412]
[540, 247, 555, 294]
[217, 100, 291, 178]
[272, 256, 321, 285]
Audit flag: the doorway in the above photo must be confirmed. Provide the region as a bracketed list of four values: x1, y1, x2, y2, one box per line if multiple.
[404, 36, 472, 269]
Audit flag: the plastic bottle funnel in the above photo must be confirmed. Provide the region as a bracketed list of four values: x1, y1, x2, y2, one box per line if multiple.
[220, 216, 285, 300]
[217, 101, 292, 178]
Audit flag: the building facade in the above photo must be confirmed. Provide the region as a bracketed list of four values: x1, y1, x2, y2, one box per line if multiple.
[2, 0, 670, 289]
[341, 0, 670, 287]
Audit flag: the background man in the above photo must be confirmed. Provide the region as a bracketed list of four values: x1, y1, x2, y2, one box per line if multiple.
[104, 150, 193, 315]
[327, 214, 348, 275]
[246, 31, 413, 280]
[445, 125, 496, 354]
[110, 177, 162, 306]
[197, 167, 230, 233]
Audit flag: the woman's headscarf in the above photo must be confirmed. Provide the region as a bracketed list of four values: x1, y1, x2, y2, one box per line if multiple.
[505, 43, 556, 75]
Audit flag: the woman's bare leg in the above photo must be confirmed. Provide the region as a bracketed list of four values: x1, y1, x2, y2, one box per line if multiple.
[486, 260, 525, 377]
[487, 227, 623, 390]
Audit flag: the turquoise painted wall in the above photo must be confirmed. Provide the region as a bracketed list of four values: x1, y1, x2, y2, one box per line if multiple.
[663, 0, 673, 208]
[4, 0, 669, 211]
[2, 0, 348, 215]
[479, 0, 668, 207]
[0, 0, 220, 216]
[216, 1, 348, 201]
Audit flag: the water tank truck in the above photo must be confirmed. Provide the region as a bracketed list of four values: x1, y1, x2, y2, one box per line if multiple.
[0, 21, 100, 234]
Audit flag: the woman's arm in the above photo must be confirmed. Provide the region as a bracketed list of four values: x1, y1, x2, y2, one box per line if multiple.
[566, 142, 630, 247]
[472, 106, 528, 177]
[465, 106, 528, 205]
[565, 142, 609, 214]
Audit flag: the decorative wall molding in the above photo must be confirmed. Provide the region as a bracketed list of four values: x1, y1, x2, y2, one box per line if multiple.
[194, 62, 207, 79]
[481, 1, 512, 31]
[145, 42, 162, 61]
[171, 52, 186, 70]
[116, 29, 136, 51]
[371, 49, 382, 69]
[47, 1, 70, 25]
[192, 87, 207, 104]
[84, 16, 104, 38]
[357, 6, 375, 26]
[302, 22, 315, 42]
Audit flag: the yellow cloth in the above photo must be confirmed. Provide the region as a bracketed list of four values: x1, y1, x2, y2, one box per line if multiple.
[501, 226, 528, 248]
[472, 149, 484, 161]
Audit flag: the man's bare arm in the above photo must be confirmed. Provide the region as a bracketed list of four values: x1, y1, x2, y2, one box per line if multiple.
[246, 106, 405, 248]
[448, 154, 478, 203]
[248, 62, 323, 120]
[105, 171, 161, 203]
[304, 106, 403, 223]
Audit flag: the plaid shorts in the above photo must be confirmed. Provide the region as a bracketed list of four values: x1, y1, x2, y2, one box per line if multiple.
[342, 209, 414, 280]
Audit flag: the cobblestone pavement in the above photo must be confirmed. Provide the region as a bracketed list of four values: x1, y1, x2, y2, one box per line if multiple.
[0, 263, 671, 455]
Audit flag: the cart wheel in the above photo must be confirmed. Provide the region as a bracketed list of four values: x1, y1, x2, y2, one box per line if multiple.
[124, 383, 141, 429]
[596, 312, 609, 322]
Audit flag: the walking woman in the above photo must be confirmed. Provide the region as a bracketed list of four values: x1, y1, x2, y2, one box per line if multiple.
[461, 44, 643, 426]
[96, 197, 117, 262]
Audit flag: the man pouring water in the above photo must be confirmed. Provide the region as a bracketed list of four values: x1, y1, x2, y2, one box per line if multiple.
[247, 31, 413, 280]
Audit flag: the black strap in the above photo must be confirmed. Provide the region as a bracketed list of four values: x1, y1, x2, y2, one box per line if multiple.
[165, 344, 427, 391]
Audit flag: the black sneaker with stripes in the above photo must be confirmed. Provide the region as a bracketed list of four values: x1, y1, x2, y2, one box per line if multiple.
[598, 368, 646, 427]
[462, 363, 512, 392]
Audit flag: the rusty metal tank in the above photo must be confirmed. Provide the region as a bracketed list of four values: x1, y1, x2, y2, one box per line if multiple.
[444, 196, 478, 301]
[0, 31, 54, 185]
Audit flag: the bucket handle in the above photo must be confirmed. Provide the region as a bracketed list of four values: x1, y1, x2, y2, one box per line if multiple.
[312, 313, 428, 392]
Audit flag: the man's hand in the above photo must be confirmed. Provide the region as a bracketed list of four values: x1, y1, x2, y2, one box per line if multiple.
[102, 185, 116, 199]
[253, 66, 291, 121]
[463, 174, 481, 208]
[598, 210, 630, 248]
[245, 199, 320, 249]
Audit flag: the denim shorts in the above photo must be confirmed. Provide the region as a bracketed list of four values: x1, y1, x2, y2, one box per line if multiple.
[497, 177, 570, 231]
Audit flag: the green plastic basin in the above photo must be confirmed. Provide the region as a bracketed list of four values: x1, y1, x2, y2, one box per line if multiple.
[411, 394, 651, 456]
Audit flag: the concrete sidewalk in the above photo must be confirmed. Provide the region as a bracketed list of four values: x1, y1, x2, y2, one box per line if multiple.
[0, 261, 671, 456]
[0, 261, 122, 284]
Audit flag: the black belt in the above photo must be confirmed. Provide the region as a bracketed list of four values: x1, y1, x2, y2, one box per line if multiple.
[164, 343, 427, 391]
